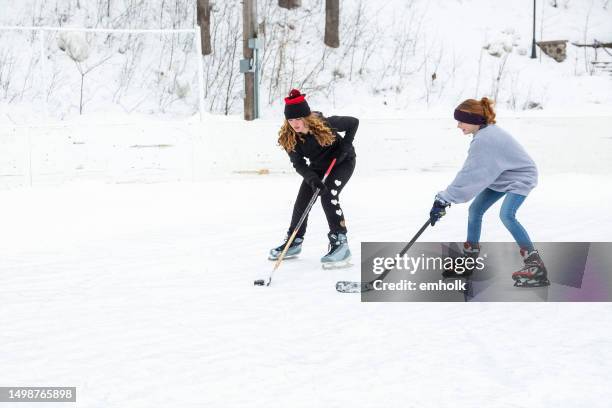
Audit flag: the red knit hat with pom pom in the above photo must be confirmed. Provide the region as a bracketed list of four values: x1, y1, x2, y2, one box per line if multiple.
[284, 89, 311, 119]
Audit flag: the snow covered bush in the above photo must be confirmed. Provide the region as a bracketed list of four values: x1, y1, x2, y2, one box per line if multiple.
[57, 31, 90, 62]
[483, 28, 521, 58]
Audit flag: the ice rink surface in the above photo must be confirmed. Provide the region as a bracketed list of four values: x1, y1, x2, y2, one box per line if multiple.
[1, 116, 612, 407]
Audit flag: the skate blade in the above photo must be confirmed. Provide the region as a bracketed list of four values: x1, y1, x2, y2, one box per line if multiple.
[322, 259, 352, 270]
[514, 279, 550, 288]
[268, 254, 299, 261]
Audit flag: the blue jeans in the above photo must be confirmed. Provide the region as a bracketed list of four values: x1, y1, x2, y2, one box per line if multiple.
[467, 188, 534, 251]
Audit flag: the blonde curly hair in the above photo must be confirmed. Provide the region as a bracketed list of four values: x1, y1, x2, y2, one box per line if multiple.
[278, 114, 336, 152]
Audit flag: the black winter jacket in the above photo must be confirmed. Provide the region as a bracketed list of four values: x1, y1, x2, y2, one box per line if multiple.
[287, 114, 359, 181]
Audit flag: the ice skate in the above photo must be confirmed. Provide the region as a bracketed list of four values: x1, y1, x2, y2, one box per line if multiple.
[321, 232, 352, 269]
[268, 236, 303, 261]
[442, 242, 480, 277]
[512, 249, 550, 287]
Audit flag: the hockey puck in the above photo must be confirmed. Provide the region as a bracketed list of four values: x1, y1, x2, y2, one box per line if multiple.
[254, 279, 265, 286]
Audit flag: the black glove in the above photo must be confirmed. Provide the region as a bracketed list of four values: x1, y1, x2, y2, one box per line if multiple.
[429, 196, 450, 226]
[336, 139, 354, 164]
[305, 174, 327, 193]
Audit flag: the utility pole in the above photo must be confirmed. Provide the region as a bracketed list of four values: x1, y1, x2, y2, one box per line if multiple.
[241, 0, 260, 120]
[531, 0, 537, 59]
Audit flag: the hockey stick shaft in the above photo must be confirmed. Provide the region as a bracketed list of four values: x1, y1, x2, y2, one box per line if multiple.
[370, 218, 431, 283]
[266, 158, 337, 286]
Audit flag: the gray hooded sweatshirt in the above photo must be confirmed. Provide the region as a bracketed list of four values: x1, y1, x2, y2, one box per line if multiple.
[437, 124, 538, 204]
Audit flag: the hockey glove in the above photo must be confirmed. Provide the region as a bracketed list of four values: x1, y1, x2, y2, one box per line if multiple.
[305, 174, 327, 193]
[336, 139, 355, 164]
[429, 196, 450, 226]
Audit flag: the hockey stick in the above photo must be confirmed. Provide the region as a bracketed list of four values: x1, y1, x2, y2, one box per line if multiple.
[256, 158, 337, 287]
[336, 218, 431, 293]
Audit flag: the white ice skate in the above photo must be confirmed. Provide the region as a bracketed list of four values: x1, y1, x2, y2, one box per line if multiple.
[321, 233, 352, 269]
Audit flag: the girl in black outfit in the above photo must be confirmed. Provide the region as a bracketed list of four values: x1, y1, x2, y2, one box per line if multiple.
[269, 89, 359, 268]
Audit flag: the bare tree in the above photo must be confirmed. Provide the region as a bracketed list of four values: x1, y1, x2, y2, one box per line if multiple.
[0, 49, 15, 100]
[278, 0, 301, 9]
[492, 52, 510, 102]
[197, 0, 212, 55]
[324, 0, 339, 48]
[73, 55, 114, 114]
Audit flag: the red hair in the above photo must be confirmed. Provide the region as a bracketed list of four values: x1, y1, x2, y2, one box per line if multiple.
[456, 97, 497, 124]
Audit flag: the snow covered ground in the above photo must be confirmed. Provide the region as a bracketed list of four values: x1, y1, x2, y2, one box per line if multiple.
[1, 115, 612, 407]
[2, 0, 612, 120]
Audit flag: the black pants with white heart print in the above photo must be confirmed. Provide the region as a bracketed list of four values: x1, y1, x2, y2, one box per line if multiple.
[288, 158, 356, 239]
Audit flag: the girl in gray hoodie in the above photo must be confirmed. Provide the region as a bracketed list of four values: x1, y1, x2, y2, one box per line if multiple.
[430, 98, 549, 287]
